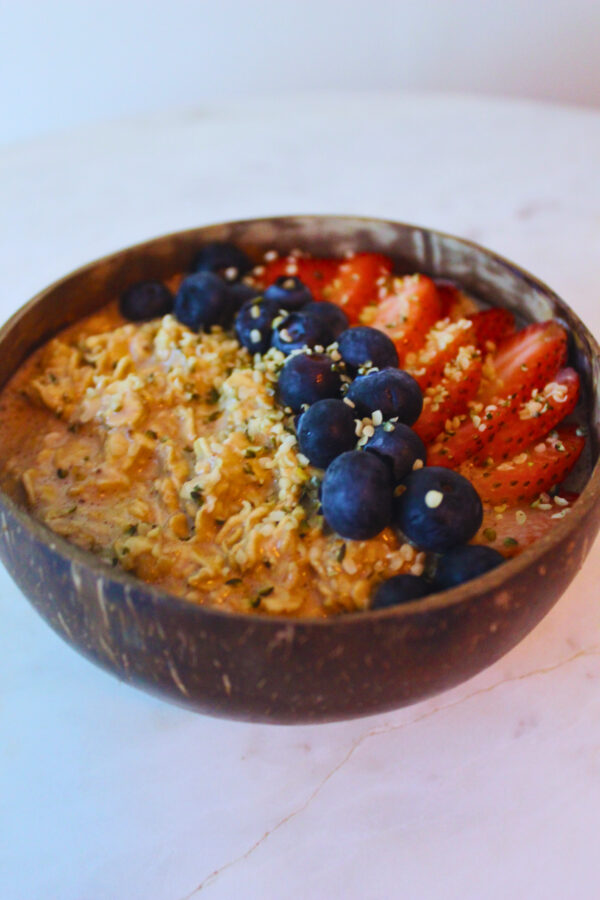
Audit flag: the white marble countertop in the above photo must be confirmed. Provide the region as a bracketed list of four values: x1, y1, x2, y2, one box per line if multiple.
[1, 92, 600, 900]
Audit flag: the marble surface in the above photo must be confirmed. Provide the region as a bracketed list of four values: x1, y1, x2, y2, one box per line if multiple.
[1, 92, 600, 900]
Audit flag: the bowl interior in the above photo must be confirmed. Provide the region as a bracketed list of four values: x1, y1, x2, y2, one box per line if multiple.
[1, 215, 599, 722]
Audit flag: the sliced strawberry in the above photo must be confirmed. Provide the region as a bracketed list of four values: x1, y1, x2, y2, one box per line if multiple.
[253, 255, 290, 285]
[458, 426, 584, 505]
[364, 274, 443, 364]
[434, 280, 479, 320]
[292, 258, 340, 301]
[434, 280, 461, 318]
[472, 491, 579, 557]
[428, 322, 572, 469]
[467, 308, 515, 351]
[404, 319, 475, 390]
[477, 368, 580, 463]
[426, 397, 511, 468]
[325, 252, 393, 323]
[478, 320, 568, 404]
[257, 255, 340, 301]
[413, 348, 482, 444]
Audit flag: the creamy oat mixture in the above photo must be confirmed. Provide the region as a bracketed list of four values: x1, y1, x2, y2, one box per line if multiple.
[0, 303, 424, 616]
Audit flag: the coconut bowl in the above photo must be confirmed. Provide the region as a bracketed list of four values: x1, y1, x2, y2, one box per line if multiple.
[0, 215, 598, 723]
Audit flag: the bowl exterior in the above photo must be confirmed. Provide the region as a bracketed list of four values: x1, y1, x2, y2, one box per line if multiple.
[1, 494, 599, 723]
[1, 216, 599, 723]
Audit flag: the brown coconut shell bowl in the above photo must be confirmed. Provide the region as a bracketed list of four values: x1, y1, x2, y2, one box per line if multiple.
[1, 216, 599, 724]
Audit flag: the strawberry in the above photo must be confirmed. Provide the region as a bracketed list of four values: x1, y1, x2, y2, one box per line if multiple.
[325, 252, 393, 323]
[472, 491, 579, 558]
[413, 347, 482, 444]
[364, 273, 443, 364]
[478, 320, 568, 404]
[476, 368, 580, 463]
[435, 280, 479, 320]
[427, 320, 572, 469]
[426, 396, 510, 468]
[256, 255, 340, 301]
[458, 425, 584, 505]
[253, 255, 291, 285]
[404, 318, 475, 390]
[434, 280, 461, 318]
[467, 308, 515, 352]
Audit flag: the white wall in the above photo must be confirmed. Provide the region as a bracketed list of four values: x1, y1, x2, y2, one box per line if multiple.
[1, 0, 599, 146]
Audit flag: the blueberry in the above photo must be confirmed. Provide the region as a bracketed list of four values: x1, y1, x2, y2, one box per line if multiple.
[302, 301, 349, 339]
[192, 241, 252, 282]
[371, 574, 431, 609]
[322, 450, 392, 540]
[364, 423, 426, 482]
[433, 545, 505, 590]
[338, 326, 399, 372]
[234, 297, 280, 354]
[278, 353, 342, 412]
[174, 272, 232, 331]
[119, 281, 174, 321]
[271, 312, 333, 355]
[393, 467, 483, 553]
[346, 368, 423, 424]
[297, 399, 357, 469]
[264, 275, 312, 311]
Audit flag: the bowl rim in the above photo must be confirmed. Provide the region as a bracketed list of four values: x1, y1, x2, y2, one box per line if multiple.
[1, 213, 599, 627]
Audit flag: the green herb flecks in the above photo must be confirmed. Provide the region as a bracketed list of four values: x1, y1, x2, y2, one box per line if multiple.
[298, 518, 310, 538]
[190, 486, 204, 505]
[251, 585, 274, 607]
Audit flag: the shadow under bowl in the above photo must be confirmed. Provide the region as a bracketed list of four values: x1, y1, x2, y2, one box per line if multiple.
[1, 215, 599, 723]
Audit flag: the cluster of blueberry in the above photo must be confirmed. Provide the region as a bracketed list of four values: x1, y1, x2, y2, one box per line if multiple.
[277, 328, 503, 607]
[121, 240, 350, 356]
[119, 242, 505, 609]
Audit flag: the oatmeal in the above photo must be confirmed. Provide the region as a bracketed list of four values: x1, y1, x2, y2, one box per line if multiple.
[0, 243, 584, 615]
[0, 304, 416, 616]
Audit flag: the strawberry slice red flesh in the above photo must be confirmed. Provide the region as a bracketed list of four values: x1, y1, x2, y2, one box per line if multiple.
[426, 399, 510, 469]
[434, 280, 461, 319]
[364, 274, 443, 365]
[257, 255, 340, 301]
[458, 425, 584, 505]
[479, 320, 568, 405]
[476, 367, 580, 463]
[427, 320, 574, 470]
[326, 253, 393, 323]
[405, 319, 475, 390]
[467, 308, 515, 352]
[413, 348, 482, 445]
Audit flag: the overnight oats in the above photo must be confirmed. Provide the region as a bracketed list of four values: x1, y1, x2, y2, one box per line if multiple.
[0, 242, 585, 617]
